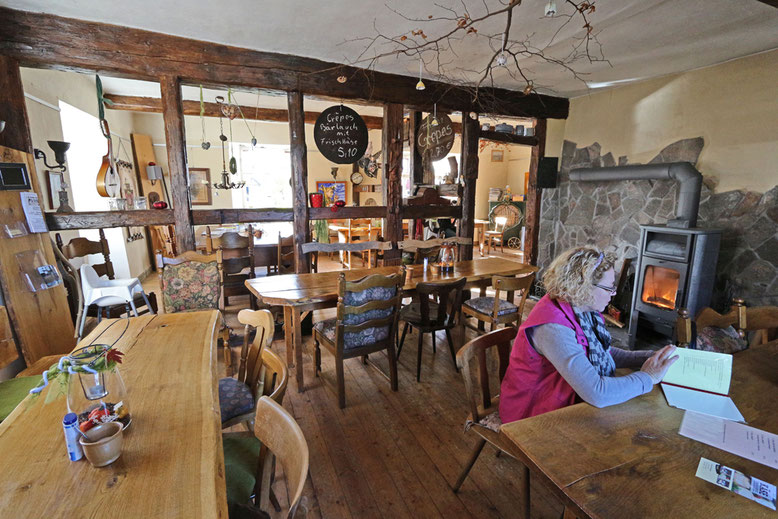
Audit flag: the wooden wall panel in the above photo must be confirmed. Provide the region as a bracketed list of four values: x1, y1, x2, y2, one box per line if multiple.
[0, 145, 76, 365]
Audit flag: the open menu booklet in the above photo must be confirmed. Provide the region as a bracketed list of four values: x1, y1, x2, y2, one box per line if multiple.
[660, 347, 745, 422]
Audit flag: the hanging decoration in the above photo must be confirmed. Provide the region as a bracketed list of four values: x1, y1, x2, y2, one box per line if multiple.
[199, 86, 210, 150]
[212, 95, 245, 190]
[415, 56, 426, 91]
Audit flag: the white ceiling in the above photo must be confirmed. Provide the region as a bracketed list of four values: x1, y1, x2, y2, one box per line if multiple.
[4, 0, 778, 99]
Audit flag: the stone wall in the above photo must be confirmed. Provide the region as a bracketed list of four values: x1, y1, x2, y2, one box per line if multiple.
[538, 138, 778, 310]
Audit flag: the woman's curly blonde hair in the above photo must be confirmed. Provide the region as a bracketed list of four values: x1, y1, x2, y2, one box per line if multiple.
[542, 246, 616, 308]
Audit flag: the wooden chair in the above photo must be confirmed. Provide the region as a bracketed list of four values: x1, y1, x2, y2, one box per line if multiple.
[220, 309, 288, 429]
[210, 226, 256, 310]
[453, 327, 532, 516]
[677, 298, 778, 350]
[277, 234, 296, 274]
[223, 396, 308, 518]
[155, 250, 231, 368]
[462, 271, 535, 333]
[484, 216, 508, 255]
[56, 230, 157, 322]
[397, 277, 467, 382]
[342, 218, 375, 269]
[313, 269, 405, 408]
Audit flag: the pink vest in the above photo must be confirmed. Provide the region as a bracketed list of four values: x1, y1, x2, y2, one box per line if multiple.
[498, 295, 592, 424]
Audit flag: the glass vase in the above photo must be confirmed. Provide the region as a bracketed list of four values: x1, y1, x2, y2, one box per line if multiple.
[66, 345, 131, 433]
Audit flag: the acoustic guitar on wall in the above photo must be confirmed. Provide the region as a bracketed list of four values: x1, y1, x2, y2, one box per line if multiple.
[96, 119, 121, 198]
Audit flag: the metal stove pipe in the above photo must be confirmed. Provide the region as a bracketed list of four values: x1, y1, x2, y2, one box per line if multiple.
[569, 162, 702, 228]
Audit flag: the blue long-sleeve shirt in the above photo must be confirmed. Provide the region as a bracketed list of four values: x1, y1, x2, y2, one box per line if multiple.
[527, 323, 654, 408]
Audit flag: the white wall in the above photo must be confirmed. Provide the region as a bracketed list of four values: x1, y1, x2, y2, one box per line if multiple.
[21, 68, 152, 278]
[561, 50, 778, 193]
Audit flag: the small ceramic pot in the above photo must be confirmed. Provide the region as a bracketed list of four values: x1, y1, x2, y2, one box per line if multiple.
[79, 422, 123, 467]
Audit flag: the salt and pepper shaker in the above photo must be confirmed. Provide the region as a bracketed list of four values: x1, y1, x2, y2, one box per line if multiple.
[63, 413, 84, 461]
[423, 257, 429, 272]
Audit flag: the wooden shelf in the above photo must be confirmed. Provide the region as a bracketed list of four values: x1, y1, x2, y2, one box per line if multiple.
[479, 130, 538, 147]
[45, 210, 175, 230]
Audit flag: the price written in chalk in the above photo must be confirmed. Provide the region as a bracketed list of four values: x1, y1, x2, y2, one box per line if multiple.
[417, 113, 455, 162]
[314, 106, 369, 164]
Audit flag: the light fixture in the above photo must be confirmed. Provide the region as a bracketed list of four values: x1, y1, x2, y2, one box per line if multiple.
[496, 53, 507, 67]
[416, 57, 426, 90]
[212, 96, 245, 191]
[544, 1, 557, 17]
[337, 75, 347, 83]
[33, 140, 73, 212]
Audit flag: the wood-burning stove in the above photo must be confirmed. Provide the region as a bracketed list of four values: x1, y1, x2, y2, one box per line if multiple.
[628, 225, 721, 346]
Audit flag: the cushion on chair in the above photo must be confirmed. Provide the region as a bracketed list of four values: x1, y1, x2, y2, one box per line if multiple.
[463, 297, 518, 317]
[693, 325, 748, 354]
[315, 317, 390, 349]
[464, 410, 502, 433]
[0, 376, 40, 422]
[161, 261, 220, 313]
[223, 435, 262, 505]
[399, 302, 442, 325]
[219, 377, 255, 423]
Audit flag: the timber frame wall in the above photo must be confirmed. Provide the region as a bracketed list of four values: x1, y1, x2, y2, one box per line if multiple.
[0, 7, 564, 268]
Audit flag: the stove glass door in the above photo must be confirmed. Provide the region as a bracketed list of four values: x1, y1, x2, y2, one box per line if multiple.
[641, 265, 681, 310]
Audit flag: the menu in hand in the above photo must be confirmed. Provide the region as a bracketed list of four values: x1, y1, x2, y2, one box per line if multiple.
[660, 348, 744, 422]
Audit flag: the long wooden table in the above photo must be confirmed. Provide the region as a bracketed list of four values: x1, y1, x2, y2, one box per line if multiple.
[501, 341, 778, 519]
[246, 257, 537, 392]
[0, 311, 227, 518]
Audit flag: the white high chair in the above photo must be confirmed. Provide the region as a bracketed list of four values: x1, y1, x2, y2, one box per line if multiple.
[78, 264, 155, 337]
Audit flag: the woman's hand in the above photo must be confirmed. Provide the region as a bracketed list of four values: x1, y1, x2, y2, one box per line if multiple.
[640, 345, 680, 384]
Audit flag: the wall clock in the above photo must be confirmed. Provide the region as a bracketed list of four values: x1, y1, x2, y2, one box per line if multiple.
[350, 171, 364, 185]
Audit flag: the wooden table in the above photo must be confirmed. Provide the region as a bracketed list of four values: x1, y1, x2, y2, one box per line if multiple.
[246, 257, 537, 392]
[0, 311, 227, 518]
[501, 341, 778, 519]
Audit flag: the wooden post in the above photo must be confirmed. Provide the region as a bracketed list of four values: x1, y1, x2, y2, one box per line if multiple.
[160, 75, 195, 252]
[382, 103, 404, 265]
[0, 55, 33, 154]
[458, 112, 479, 261]
[288, 91, 310, 274]
[524, 118, 547, 266]
[408, 111, 424, 186]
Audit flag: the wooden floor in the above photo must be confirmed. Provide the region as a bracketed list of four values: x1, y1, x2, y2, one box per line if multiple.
[138, 247, 567, 518]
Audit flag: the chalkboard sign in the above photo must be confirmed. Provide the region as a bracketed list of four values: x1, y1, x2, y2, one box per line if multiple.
[314, 106, 369, 164]
[417, 113, 455, 162]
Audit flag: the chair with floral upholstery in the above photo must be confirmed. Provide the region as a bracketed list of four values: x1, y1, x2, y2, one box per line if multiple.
[156, 251, 232, 370]
[313, 268, 405, 408]
[219, 309, 288, 430]
[676, 298, 778, 352]
[462, 270, 535, 333]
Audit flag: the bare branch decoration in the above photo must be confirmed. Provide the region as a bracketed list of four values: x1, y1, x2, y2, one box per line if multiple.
[345, 0, 609, 101]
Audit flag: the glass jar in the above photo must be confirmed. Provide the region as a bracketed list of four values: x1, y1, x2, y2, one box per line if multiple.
[66, 345, 131, 432]
[134, 196, 148, 210]
[108, 198, 126, 211]
[440, 243, 456, 272]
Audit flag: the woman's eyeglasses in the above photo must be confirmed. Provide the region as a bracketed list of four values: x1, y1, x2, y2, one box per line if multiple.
[593, 283, 617, 295]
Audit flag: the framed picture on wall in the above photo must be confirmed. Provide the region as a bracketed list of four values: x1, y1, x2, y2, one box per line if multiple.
[45, 170, 63, 210]
[189, 168, 212, 205]
[491, 149, 504, 163]
[316, 181, 348, 206]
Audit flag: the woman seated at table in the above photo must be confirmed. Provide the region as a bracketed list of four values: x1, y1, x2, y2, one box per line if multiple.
[499, 246, 679, 424]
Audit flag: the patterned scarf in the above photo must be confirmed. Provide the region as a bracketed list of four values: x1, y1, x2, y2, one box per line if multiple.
[573, 309, 616, 377]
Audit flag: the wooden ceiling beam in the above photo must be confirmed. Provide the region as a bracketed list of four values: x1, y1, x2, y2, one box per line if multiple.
[103, 94, 386, 129]
[0, 7, 568, 119]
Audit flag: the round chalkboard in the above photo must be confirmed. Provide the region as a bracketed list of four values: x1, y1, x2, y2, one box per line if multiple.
[417, 113, 455, 162]
[314, 105, 369, 164]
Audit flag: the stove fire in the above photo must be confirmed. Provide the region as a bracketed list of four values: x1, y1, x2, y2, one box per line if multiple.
[641, 266, 680, 310]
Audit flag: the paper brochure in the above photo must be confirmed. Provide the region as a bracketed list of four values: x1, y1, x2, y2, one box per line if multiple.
[695, 457, 776, 510]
